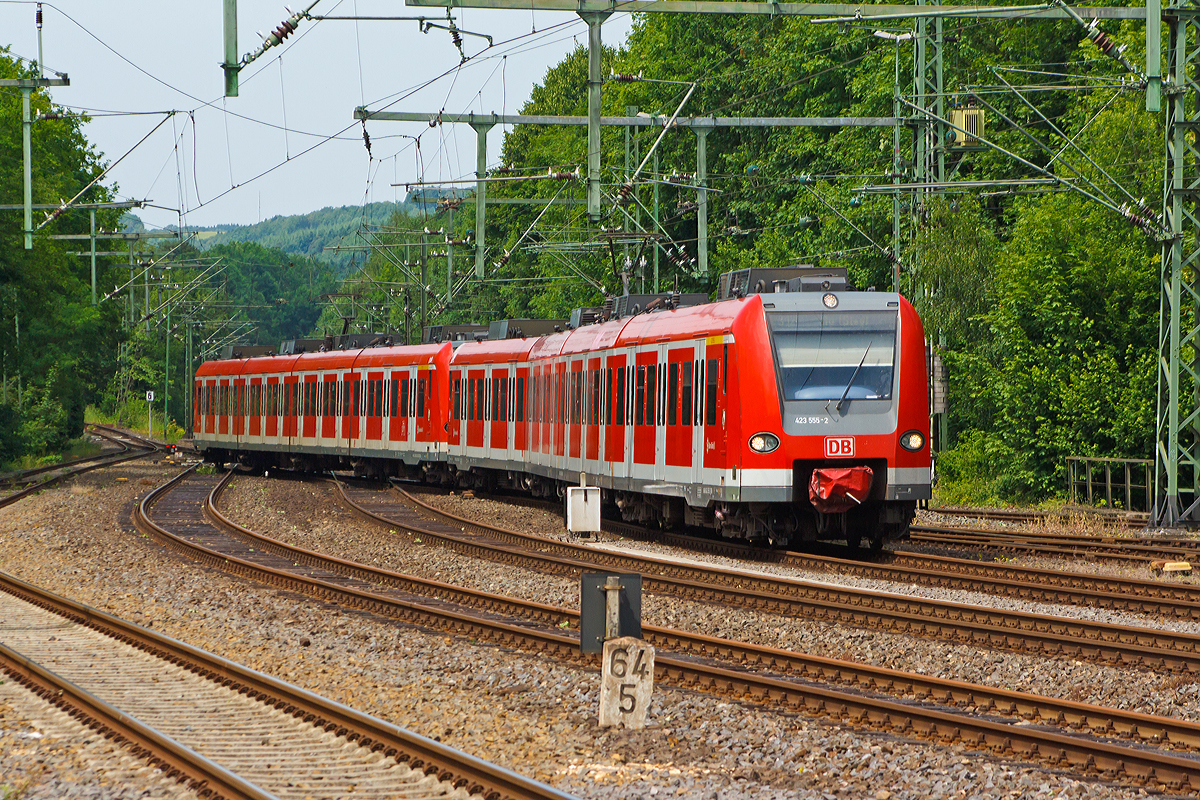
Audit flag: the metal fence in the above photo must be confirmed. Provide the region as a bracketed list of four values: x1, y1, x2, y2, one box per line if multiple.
[1066, 456, 1152, 512]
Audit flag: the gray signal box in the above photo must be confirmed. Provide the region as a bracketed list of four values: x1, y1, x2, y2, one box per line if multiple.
[579, 573, 642, 653]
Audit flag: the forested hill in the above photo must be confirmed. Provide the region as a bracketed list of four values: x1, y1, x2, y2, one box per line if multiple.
[194, 202, 411, 272]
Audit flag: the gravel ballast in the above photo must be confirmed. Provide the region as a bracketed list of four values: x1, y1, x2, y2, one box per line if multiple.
[0, 463, 1184, 799]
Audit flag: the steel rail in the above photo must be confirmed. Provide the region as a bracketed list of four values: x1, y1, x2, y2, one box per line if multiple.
[606, 524, 1200, 619]
[0, 632, 274, 800]
[419, 488, 1200, 613]
[0, 427, 158, 511]
[294, 481, 1200, 753]
[139, 467, 1200, 790]
[175, 470, 1200, 786]
[365, 484, 1200, 672]
[0, 426, 132, 488]
[929, 506, 1148, 529]
[908, 526, 1200, 563]
[130, 468, 581, 800]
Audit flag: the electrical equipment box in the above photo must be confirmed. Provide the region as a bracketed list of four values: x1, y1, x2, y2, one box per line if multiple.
[950, 108, 985, 147]
[567, 486, 601, 534]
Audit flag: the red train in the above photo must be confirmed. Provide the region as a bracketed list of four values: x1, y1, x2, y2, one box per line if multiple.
[193, 271, 931, 548]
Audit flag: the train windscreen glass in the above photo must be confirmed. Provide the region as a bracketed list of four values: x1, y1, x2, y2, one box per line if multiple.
[767, 310, 897, 401]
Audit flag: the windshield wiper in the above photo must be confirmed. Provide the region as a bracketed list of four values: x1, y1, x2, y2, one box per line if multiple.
[835, 342, 872, 415]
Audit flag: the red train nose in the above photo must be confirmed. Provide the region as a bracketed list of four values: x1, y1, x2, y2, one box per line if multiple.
[809, 466, 874, 514]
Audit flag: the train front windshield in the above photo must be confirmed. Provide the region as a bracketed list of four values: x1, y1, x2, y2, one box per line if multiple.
[767, 310, 897, 401]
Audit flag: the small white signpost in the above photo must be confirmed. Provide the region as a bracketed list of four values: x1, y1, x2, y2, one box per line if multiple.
[146, 391, 155, 438]
[599, 636, 655, 728]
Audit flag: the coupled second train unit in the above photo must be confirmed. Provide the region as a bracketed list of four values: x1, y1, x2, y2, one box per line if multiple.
[193, 267, 932, 548]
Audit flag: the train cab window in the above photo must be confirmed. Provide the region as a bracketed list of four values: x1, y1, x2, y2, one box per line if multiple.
[767, 310, 897, 402]
[417, 377, 427, 417]
[706, 358, 719, 426]
[681, 363, 693, 427]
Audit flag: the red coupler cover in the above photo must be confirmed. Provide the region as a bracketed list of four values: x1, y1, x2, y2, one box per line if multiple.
[809, 466, 874, 514]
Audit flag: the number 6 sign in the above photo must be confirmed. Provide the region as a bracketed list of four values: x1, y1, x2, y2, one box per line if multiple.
[599, 636, 655, 729]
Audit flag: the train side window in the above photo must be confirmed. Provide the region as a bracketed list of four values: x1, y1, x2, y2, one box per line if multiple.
[375, 379, 384, 417]
[723, 344, 728, 394]
[590, 369, 600, 425]
[668, 363, 678, 426]
[635, 366, 646, 426]
[646, 363, 656, 427]
[575, 370, 583, 425]
[501, 376, 509, 422]
[681, 362, 693, 427]
[658, 363, 665, 426]
[516, 376, 525, 422]
[706, 358, 719, 426]
[615, 366, 625, 425]
[696, 359, 704, 425]
[418, 377, 427, 418]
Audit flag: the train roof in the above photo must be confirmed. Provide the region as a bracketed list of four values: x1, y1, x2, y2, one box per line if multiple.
[196, 342, 450, 378]
[451, 336, 541, 365]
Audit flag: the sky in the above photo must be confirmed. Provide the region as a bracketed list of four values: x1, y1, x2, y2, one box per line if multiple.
[0, 1, 633, 230]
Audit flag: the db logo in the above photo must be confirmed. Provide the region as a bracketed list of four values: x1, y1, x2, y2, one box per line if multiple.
[824, 436, 855, 458]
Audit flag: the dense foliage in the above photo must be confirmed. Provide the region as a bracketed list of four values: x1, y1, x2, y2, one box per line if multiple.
[2, 7, 1168, 503]
[0, 50, 123, 462]
[367, 10, 1161, 505]
[194, 202, 415, 273]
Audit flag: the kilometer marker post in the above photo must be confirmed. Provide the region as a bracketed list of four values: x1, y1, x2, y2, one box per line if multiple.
[583, 574, 653, 729]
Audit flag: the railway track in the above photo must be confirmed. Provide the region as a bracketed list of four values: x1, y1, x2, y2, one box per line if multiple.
[0, 559, 576, 800]
[450, 489, 1200, 614]
[588, 523, 1200, 620]
[0, 423, 159, 510]
[928, 506, 1148, 530]
[352, 482, 1200, 674]
[907, 524, 1200, 563]
[162, 468, 1200, 791]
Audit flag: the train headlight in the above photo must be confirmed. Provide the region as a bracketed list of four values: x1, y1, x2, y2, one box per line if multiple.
[822, 293, 838, 309]
[749, 432, 780, 453]
[900, 430, 925, 452]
